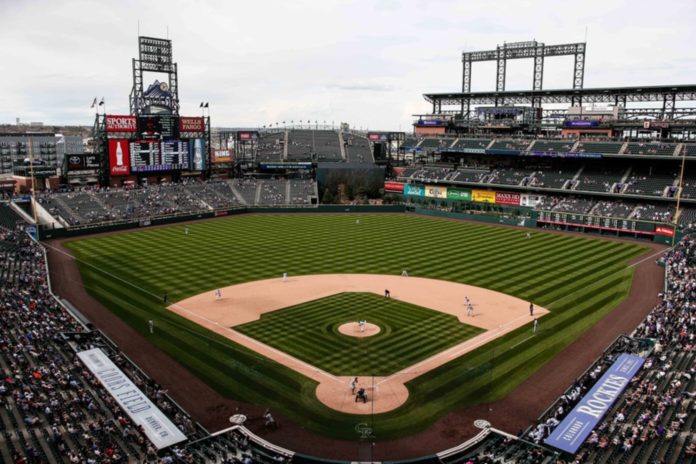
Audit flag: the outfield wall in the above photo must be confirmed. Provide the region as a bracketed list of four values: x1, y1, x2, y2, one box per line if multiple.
[39, 205, 406, 240]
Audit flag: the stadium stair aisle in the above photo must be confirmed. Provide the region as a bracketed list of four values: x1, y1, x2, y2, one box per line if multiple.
[338, 131, 346, 160]
[226, 180, 249, 205]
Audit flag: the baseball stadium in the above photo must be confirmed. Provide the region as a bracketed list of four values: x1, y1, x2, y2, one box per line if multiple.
[1, 26, 696, 464]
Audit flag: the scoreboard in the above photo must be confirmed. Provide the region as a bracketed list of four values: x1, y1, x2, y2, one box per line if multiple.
[107, 114, 207, 175]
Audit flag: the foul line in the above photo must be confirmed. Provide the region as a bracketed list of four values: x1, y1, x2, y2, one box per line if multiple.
[629, 246, 671, 268]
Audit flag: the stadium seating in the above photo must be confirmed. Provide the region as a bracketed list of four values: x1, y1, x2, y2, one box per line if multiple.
[231, 178, 259, 205]
[258, 179, 288, 205]
[631, 203, 674, 222]
[287, 130, 342, 161]
[38, 178, 320, 226]
[535, 238, 696, 463]
[624, 142, 678, 157]
[288, 179, 317, 205]
[287, 130, 315, 161]
[487, 139, 533, 152]
[591, 200, 634, 218]
[530, 140, 575, 153]
[575, 168, 626, 193]
[574, 141, 624, 154]
[0, 223, 204, 463]
[450, 167, 490, 183]
[487, 167, 537, 186]
[418, 138, 455, 152]
[679, 179, 696, 199]
[550, 197, 597, 214]
[257, 132, 284, 162]
[184, 181, 243, 210]
[408, 165, 455, 182]
[528, 167, 578, 189]
[622, 169, 676, 197]
[343, 133, 373, 163]
[401, 136, 420, 150]
[683, 144, 696, 157]
[449, 138, 491, 151]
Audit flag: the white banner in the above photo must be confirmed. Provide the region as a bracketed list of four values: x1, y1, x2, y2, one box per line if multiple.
[77, 348, 187, 449]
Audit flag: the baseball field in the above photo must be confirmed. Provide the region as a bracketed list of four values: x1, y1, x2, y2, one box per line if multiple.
[63, 213, 647, 440]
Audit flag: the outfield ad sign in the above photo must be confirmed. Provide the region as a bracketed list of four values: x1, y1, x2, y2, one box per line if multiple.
[425, 185, 448, 199]
[384, 181, 405, 193]
[472, 189, 496, 203]
[495, 191, 521, 206]
[545, 353, 644, 454]
[77, 348, 186, 449]
[447, 187, 471, 201]
[404, 184, 425, 197]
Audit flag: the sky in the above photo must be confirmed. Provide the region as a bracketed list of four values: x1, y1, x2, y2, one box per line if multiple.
[0, 0, 694, 131]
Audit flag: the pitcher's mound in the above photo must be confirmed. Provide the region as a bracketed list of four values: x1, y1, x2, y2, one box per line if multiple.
[338, 322, 380, 338]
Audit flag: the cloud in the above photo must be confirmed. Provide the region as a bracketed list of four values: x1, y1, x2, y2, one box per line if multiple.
[0, 0, 694, 130]
[326, 83, 395, 92]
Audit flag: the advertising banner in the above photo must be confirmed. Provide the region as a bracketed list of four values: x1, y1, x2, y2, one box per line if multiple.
[259, 162, 312, 170]
[108, 139, 131, 176]
[545, 353, 645, 454]
[425, 185, 448, 199]
[237, 131, 258, 141]
[179, 117, 205, 134]
[77, 348, 186, 449]
[655, 225, 675, 237]
[367, 132, 388, 142]
[447, 187, 471, 201]
[404, 184, 425, 197]
[384, 181, 405, 193]
[495, 191, 521, 206]
[106, 115, 138, 133]
[189, 138, 206, 171]
[564, 120, 600, 128]
[520, 194, 544, 207]
[472, 189, 496, 203]
[212, 149, 233, 164]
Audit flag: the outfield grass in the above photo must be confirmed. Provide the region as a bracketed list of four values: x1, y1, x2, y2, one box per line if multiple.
[236, 292, 484, 376]
[65, 213, 647, 440]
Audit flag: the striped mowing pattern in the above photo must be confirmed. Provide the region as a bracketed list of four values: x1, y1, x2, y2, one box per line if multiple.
[64, 214, 647, 440]
[236, 292, 484, 376]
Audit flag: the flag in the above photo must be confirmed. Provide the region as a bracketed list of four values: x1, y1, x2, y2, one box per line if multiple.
[90, 98, 97, 108]
[204, 102, 209, 108]
[98, 98, 104, 106]
[199, 102, 204, 108]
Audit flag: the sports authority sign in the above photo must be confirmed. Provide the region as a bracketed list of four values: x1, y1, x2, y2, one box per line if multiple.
[77, 348, 186, 449]
[545, 353, 644, 454]
[106, 115, 138, 133]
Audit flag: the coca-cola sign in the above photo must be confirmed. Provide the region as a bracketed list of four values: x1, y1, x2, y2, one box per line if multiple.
[108, 139, 131, 176]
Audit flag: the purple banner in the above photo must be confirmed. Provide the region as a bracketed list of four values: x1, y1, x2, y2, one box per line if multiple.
[544, 353, 644, 454]
[564, 120, 599, 128]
